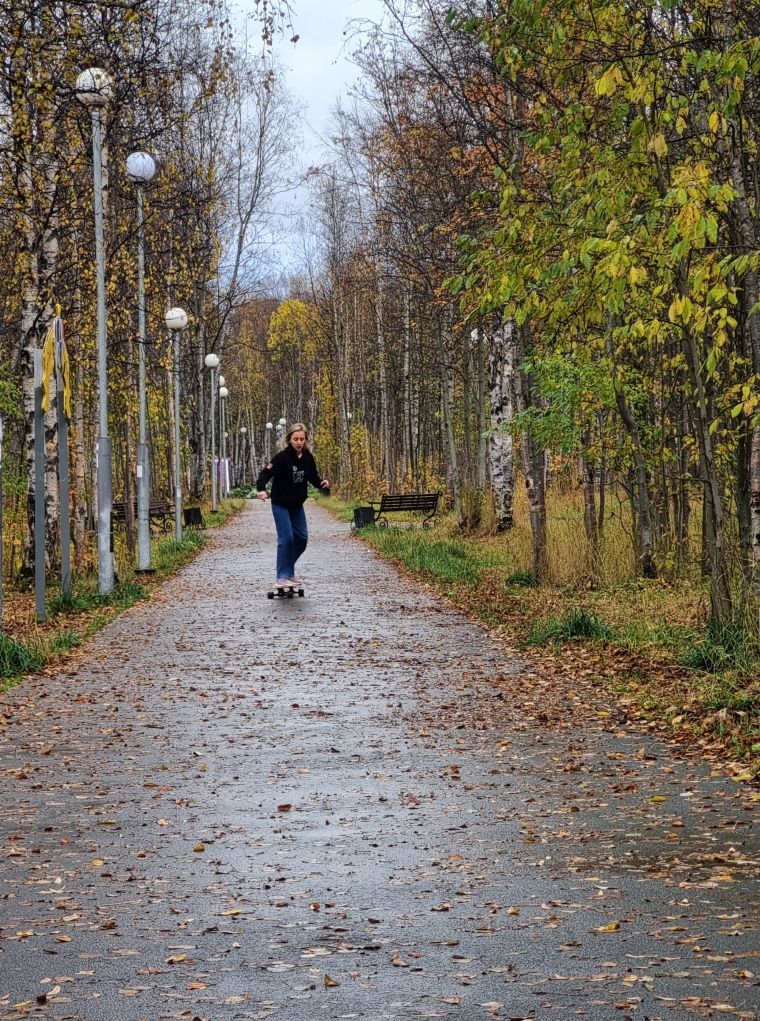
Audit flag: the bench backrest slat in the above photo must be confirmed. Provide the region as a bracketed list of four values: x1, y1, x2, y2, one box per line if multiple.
[379, 492, 439, 512]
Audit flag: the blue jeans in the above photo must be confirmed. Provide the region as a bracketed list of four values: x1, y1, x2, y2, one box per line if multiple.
[271, 502, 308, 579]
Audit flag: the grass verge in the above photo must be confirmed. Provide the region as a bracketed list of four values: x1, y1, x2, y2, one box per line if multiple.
[352, 514, 759, 772]
[0, 499, 244, 693]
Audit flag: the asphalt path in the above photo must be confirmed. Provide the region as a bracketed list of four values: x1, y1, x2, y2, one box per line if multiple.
[0, 501, 758, 1021]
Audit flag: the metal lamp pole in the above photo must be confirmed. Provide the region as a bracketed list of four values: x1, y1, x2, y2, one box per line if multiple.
[166, 307, 188, 541]
[205, 353, 219, 512]
[219, 385, 228, 498]
[240, 426, 247, 486]
[265, 421, 272, 463]
[76, 67, 114, 594]
[218, 375, 225, 498]
[127, 151, 156, 572]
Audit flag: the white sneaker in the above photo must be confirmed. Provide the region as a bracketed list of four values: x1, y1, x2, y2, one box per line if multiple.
[288, 577, 303, 586]
[275, 578, 291, 588]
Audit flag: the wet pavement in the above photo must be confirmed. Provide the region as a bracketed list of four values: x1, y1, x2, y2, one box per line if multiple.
[0, 501, 758, 1021]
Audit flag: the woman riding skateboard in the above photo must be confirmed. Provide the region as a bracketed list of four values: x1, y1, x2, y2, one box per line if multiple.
[256, 422, 330, 590]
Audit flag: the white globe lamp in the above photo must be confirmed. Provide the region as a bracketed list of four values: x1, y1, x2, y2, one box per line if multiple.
[75, 68, 113, 107]
[165, 307, 188, 332]
[126, 151, 156, 184]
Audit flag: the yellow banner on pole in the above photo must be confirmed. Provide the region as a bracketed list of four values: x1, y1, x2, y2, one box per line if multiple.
[40, 323, 54, 413]
[40, 306, 71, 420]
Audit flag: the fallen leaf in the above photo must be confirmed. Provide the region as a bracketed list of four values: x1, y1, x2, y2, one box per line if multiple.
[596, 921, 621, 933]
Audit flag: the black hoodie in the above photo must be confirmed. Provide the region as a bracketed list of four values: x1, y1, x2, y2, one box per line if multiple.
[256, 445, 324, 509]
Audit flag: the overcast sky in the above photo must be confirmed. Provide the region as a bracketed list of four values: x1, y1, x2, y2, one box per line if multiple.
[273, 0, 379, 160]
[235, 0, 384, 276]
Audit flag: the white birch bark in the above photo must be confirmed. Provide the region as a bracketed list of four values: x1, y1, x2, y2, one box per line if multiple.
[73, 357, 87, 565]
[21, 153, 59, 572]
[375, 273, 393, 486]
[438, 313, 460, 521]
[486, 321, 516, 531]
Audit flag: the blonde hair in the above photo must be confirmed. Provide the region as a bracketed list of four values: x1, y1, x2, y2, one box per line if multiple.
[285, 422, 311, 450]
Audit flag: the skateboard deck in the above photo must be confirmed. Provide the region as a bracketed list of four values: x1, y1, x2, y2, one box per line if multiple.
[267, 585, 305, 599]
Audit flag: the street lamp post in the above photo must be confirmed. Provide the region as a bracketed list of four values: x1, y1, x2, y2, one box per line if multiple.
[217, 375, 225, 499]
[76, 66, 114, 595]
[219, 385, 229, 498]
[204, 353, 220, 511]
[265, 421, 273, 463]
[127, 151, 156, 573]
[276, 416, 287, 449]
[240, 426, 247, 486]
[165, 307, 188, 541]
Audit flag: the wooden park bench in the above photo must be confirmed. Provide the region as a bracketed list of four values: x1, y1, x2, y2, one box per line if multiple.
[368, 491, 441, 528]
[112, 500, 172, 532]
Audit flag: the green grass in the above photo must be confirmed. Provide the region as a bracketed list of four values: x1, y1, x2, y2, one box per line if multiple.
[153, 530, 205, 571]
[614, 619, 701, 655]
[0, 634, 40, 678]
[680, 621, 757, 674]
[504, 569, 539, 588]
[46, 629, 84, 655]
[48, 580, 146, 616]
[367, 529, 481, 584]
[202, 497, 244, 532]
[525, 608, 616, 646]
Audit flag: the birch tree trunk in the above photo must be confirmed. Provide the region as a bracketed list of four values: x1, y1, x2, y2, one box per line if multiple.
[21, 154, 59, 573]
[515, 322, 548, 578]
[73, 358, 88, 568]
[476, 325, 487, 493]
[375, 273, 393, 486]
[486, 321, 516, 531]
[437, 315, 461, 523]
[402, 288, 413, 483]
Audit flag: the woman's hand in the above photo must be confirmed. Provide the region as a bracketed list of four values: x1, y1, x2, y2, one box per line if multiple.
[257, 490, 268, 501]
[321, 480, 330, 490]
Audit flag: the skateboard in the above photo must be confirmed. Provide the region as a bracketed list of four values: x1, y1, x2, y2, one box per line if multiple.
[267, 584, 305, 599]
